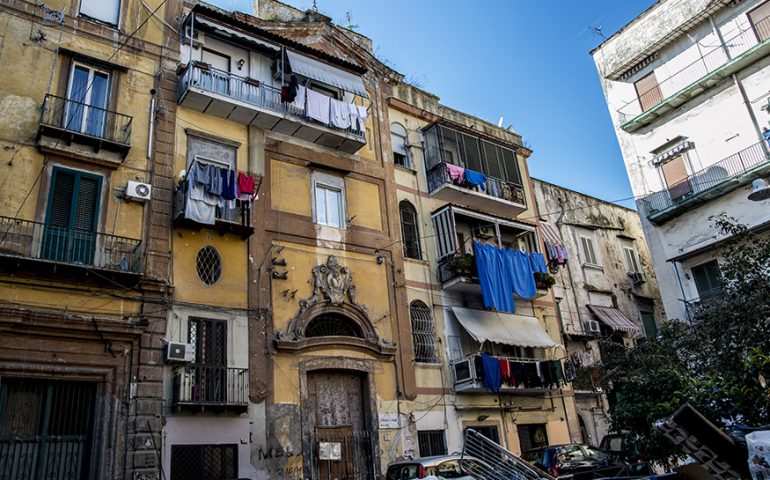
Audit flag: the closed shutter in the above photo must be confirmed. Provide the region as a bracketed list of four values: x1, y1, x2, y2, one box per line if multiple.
[47, 171, 76, 228]
[580, 236, 597, 265]
[432, 206, 457, 259]
[749, 1, 770, 42]
[661, 155, 692, 200]
[692, 260, 722, 300]
[74, 177, 99, 230]
[635, 72, 663, 111]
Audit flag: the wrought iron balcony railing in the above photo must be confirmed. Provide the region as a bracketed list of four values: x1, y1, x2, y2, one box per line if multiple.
[0, 216, 142, 274]
[617, 14, 770, 125]
[178, 63, 365, 140]
[426, 163, 527, 206]
[640, 140, 770, 221]
[172, 365, 248, 410]
[38, 94, 133, 146]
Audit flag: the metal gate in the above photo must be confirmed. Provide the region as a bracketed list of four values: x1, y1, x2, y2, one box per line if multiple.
[314, 428, 375, 480]
[460, 429, 551, 480]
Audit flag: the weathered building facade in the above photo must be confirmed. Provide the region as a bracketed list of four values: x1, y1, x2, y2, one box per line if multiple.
[532, 179, 664, 445]
[0, 0, 179, 478]
[387, 84, 580, 457]
[592, 0, 770, 322]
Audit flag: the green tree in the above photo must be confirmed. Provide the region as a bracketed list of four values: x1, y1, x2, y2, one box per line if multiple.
[597, 216, 770, 466]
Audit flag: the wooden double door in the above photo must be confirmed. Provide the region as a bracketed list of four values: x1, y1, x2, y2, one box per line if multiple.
[306, 371, 374, 480]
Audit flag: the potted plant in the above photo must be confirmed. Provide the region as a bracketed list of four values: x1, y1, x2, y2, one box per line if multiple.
[446, 253, 475, 276]
[534, 272, 556, 290]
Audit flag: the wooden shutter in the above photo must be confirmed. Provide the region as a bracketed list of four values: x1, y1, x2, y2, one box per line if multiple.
[661, 155, 692, 200]
[635, 72, 663, 111]
[47, 170, 76, 228]
[432, 206, 457, 259]
[749, 1, 770, 42]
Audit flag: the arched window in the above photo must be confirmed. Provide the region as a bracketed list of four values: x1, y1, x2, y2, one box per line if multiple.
[400, 201, 421, 260]
[305, 314, 363, 338]
[410, 300, 437, 363]
[391, 123, 411, 168]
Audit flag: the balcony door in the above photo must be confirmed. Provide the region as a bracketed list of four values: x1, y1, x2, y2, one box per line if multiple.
[635, 71, 663, 112]
[41, 167, 101, 266]
[65, 63, 110, 138]
[660, 155, 692, 201]
[749, 1, 770, 42]
[188, 318, 227, 403]
[201, 49, 231, 96]
[692, 260, 723, 300]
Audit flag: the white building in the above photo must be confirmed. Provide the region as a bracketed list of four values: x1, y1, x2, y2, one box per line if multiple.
[592, 0, 770, 321]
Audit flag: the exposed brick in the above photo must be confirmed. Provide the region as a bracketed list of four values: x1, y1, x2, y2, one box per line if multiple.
[134, 416, 162, 433]
[137, 366, 163, 382]
[135, 398, 162, 416]
[139, 348, 162, 365]
[135, 382, 163, 399]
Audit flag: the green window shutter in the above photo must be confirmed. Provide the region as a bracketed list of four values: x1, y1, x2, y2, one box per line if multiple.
[47, 170, 76, 228]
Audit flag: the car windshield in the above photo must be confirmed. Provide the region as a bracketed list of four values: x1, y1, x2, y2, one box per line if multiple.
[583, 446, 609, 461]
[386, 464, 420, 480]
[554, 445, 585, 464]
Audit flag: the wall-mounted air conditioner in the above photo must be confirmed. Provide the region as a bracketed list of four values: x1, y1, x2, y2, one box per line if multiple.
[126, 181, 152, 202]
[583, 320, 601, 334]
[628, 272, 646, 285]
[165, 342, 194, 363]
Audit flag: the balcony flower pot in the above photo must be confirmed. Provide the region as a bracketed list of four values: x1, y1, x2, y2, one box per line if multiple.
[447, 253, 475, 276]
[534, 272, 556, 290]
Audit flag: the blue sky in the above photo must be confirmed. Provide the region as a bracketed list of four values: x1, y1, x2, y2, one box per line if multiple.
[207, 0, 656, 208]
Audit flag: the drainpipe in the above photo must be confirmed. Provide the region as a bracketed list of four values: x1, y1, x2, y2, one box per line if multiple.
[672, 261, 692, 324]
[555, 198, 586, 333]
[732, 74, 767, 149]
[710, 16, 732, 61]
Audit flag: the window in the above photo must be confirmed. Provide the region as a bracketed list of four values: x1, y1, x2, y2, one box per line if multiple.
[641, 312, 658, 338]
[691, 260, 723, 300]
[188, 318, 227, 403]
[305, 314, 363, 338]
[749, 1, 770, 42]
[410, 301, 437, 363]
[42, 167, 102, 265]
[516, 424, 548, 452]
[313, 172, 345, 229]
[660, 155, 692, 201]
[66, 62, 111, 137]
[196, 246, 222, 285]
[418, 431, 447, 457]
[171, 444, 237, 480]
[79, 0, 120, 26]
[579, 235, 599, 266]
[390, 123, 411, 168]
[635, 71, 663, 112]
[400, 201, 421, 260]
[622, 245, 641, 273]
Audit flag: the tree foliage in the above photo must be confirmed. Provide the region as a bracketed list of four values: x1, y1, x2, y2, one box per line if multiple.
[597, 216, 770, 466]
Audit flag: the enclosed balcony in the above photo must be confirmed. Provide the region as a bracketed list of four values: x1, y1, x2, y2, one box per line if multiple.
[0, 216, 142, 286]
[171, 365, 248, 412]
[177, 62, 366, 154]
[423, 123, 527, 217]
[617, 13, 770, 132]
[640, 140, 770, 224]
[36, 94, 133, 166]
[451, 354, 564, 394]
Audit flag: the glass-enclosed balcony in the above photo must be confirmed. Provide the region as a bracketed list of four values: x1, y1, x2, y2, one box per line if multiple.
[423, 123, 527, 217]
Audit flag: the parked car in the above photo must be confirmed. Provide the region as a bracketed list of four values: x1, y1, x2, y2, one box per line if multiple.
[599, 433, 652, 476]
[386, 454, 477, 480]
[521, 444, 627, 479]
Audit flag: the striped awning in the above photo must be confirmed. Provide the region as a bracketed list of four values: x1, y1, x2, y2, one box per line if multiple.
[540, 221, 563, 246]
[587, 305, 642, 335]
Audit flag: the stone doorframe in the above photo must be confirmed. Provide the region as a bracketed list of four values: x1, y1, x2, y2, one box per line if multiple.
[298, 357, 381, 480]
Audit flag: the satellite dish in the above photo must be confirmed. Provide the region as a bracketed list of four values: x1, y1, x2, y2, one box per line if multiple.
[748, 178, 770, 201]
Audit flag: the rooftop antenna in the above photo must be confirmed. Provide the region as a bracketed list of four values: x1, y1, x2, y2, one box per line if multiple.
[311, 0, 318, 13]
[344, 11, 358, 30]
[589, 24, 606, 40]
[497, 116, 504, 128]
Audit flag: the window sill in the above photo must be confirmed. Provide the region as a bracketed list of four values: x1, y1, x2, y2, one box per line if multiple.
[415, 361, 442, 367]
[582, 263, 604, 271]
[404, 257, 429, 266]
[395, 164, 417, 175]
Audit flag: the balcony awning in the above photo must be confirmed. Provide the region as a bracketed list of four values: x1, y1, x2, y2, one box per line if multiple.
[540, 221, 562, 246]
[285, 50, 368, 98]
[587, 305, 642, 335]
[195, 17, 280, 52]
[451, 307, 559, 349]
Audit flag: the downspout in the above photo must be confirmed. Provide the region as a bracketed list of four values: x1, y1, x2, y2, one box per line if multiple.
[710, 15, 732, 61]
[555, 198, 586, 332]
[732, 74, 767, 148]
[672, 261, 691, 324]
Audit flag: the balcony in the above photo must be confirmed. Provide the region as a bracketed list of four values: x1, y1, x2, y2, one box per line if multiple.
[684, 290, 723, 323]
[451, 354, 562, 394]
[36, 94, 133, 166]
[617, 15, 770, 132]
[172, 177, 255, 239]
[640, 140, 770, 224]
[0, 216, 142, 286]
[171, 365, 249, 412]
[177, 63, 366, 154]
[437, 253, 548, 299]
[426, 163, 527, 217]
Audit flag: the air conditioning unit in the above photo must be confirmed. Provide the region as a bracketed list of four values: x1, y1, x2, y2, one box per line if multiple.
[126, 181, 152, 202]
[165, 342, 193, 363]
[628, 272, 646, 285]
[583, 320, 601, 334]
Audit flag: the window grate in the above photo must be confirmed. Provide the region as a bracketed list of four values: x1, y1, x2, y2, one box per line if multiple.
[410, 301, 437, 363]
[418, 430, 447, 457]
[305, 314, 363, 338]
[196, 246, 222, 285]
[171, 444, 237, 480]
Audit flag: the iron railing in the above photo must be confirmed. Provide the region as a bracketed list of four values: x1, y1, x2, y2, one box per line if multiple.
[172, 366, 248, 407]
[618, 14, 770, 124]
[437, 252, 478, 284]
[39, 94, 133, 145]
[426, 163, 527, 206]
[178, 63, 366, 140]
[312, 429, 375, 480]
[452, 354, 562, 392]
[461, 429, 547, 480]
[640, 140, 770, 216]
[0, 435, 87, 480]
[0, 216, 142, 274]
[684, 290, 724, 323]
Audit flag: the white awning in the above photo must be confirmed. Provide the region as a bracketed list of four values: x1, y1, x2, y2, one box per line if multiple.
[540, 221, 563, 246]
[451, 307, 559, 349]
[195, 17, 279, 52]
[286, 50, 368, 98]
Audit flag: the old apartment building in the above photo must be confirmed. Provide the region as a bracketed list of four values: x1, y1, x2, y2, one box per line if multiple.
[0, 0, 177, 478]
[532, 179, 663, 446]
[592, 0, 770, 322]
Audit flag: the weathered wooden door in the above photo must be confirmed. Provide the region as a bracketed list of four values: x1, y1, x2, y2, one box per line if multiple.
[306, 371, 373, 480]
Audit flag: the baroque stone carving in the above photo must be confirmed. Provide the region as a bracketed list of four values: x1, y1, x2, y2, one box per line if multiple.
[298, 256, 367, 314]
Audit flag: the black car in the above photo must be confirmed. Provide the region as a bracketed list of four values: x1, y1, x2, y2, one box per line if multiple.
[521, 444, 627, 479]
[599, 433, 652, 476]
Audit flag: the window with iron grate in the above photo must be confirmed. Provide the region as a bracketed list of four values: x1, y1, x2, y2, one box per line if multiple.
[410, 300, 437, 363]
[400, 201, 421, 260]
[305, 314, 363, 338]
[171, 444, 237, 480]
[196, 246, 222, 285]
[418, 430, 447, 457]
